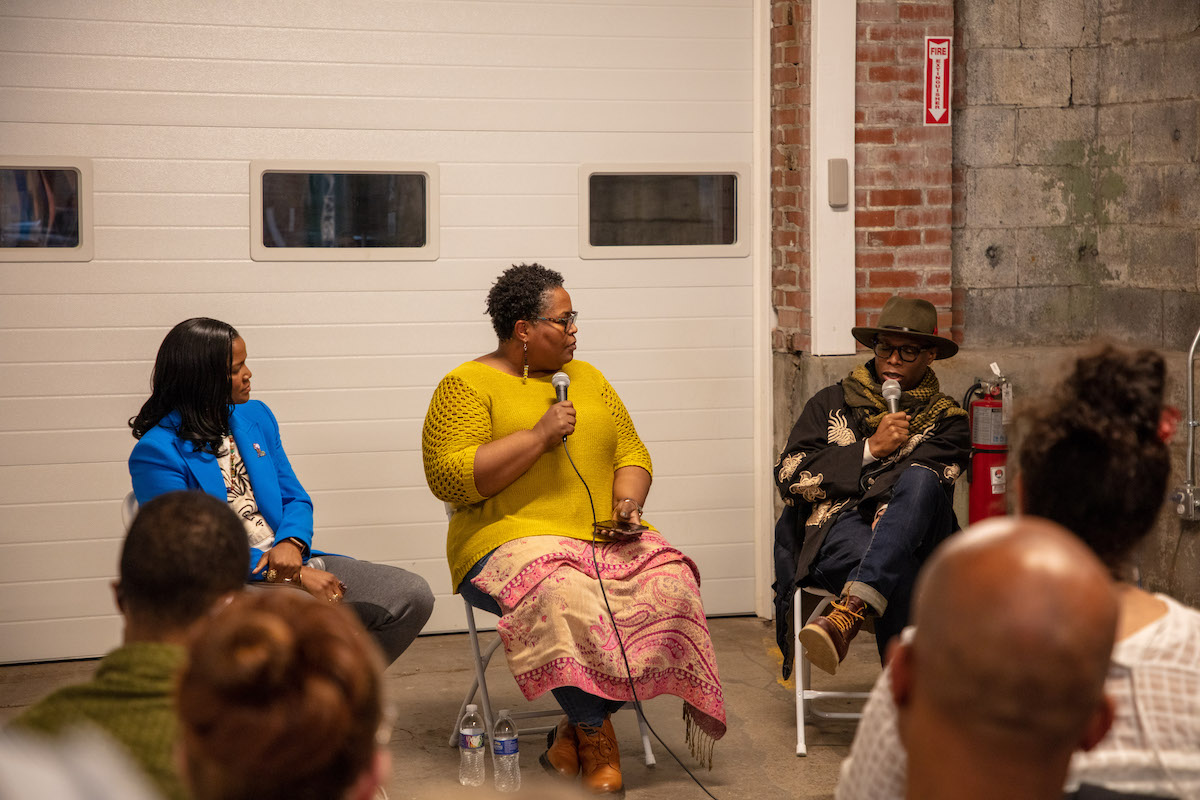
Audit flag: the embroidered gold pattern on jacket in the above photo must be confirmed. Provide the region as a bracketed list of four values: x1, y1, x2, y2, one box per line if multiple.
[807, 498, 850, 530]
[827, 409, 855, 445]
[891, 424, 934, 462]
[787, 471, 827, 503]
[778, 451, 805, 482]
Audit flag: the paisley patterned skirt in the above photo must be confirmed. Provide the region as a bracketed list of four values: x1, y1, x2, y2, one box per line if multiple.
[470, 531, 726, 761]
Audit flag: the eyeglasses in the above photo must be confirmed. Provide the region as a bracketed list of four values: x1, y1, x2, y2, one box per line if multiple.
[873, 340, 927, 363]
[534, 311, 578, 331]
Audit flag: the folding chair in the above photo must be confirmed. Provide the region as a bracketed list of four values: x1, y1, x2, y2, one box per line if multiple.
[794, 586, 869, 756]
[445, 507, 655, 765]
[121, 491, 138, 530]
[447, 598, 657, 766]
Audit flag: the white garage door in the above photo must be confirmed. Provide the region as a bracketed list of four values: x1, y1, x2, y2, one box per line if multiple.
[0, 0, 762, 662]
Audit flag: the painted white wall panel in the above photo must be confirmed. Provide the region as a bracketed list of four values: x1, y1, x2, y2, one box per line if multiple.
[0, 578, 115, 625]
[1, 619, 123, 663]
[0, 19, 749, 70]
[0, 0, 758, 662]
[0, 54, 749, 103]
[1, 89, 751, 134]
[1, 259, 749, 294]
[1, 123, 750, 163]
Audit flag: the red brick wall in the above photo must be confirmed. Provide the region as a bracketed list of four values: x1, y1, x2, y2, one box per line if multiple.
[771, 0, 956, 353]
[770, 1, 811, 353]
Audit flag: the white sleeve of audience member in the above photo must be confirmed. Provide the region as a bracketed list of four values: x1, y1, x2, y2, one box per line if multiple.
[835, 661, 907, 800]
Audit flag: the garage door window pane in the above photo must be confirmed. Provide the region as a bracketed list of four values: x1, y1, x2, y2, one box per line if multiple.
[588, 173, 737, 247]
[261, 172, 427, 248]
[0, 168, 81, 248]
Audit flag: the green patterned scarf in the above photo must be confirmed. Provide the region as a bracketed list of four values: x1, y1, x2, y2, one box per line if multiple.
[843, 362, 966, 437]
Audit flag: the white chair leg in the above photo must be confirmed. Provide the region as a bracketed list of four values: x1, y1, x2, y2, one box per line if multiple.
[794, 587, 870, 757]
[452, 593, 656, 763]
[451, 598, 499, 747]
[794, 587, 807, 757]
[634, 703, 656, 767]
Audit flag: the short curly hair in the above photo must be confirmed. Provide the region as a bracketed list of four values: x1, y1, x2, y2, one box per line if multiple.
[1017, 342, 1169, 574]
[485, 263, 564, 340]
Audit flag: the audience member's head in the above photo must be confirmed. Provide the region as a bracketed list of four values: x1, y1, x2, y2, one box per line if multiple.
[1018, 342, 1171, 577]
[116, 490, 248, 639]
[891, 516, 1118, 800]
[177, 590, 388, 800]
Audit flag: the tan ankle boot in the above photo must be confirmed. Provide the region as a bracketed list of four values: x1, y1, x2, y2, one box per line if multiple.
[576, 717, 623, 795]
[539, 717, 579, 778]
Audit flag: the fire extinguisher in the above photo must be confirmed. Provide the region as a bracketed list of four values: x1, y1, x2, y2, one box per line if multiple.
[963, 365, 1010, 525]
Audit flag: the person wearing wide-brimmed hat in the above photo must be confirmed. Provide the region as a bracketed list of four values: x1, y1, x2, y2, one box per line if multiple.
[772, 296, 969, 676]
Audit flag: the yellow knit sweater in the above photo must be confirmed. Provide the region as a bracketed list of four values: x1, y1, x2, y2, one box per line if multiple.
[422, 359, 653, 590]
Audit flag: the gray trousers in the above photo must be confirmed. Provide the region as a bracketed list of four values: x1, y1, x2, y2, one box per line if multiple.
[320, 556, 434, 665]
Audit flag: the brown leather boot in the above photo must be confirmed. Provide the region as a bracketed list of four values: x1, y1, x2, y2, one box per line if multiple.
[538, 717, 579, 778]
[576, 717, 623, 795]
[798, 594, 870, 675]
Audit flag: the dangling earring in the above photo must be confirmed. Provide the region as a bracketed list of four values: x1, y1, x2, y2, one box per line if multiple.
[522, 341, 528, 383]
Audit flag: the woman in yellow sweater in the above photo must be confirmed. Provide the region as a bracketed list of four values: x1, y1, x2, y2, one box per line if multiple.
[423, 264, 725, 795]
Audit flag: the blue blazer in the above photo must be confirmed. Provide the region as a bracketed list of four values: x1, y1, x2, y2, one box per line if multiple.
[129, 400, 325, 579]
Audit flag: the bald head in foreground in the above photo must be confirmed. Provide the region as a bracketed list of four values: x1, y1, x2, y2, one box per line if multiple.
[890, 516, 1119, 800]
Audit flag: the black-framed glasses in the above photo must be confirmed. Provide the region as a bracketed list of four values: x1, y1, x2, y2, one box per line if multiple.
[535, 311, 578, 331]
[873, 339, 927, 363]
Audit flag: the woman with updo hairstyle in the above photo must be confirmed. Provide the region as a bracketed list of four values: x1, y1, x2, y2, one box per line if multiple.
[422, 263, 726, 794]
[836, 342, 1200, 800]
[177, 590, 389, 800]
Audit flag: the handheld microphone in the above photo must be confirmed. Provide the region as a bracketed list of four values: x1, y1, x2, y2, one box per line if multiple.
[552, 371, 570, 403]
[882, 379, 902, 414]
[551, 371, 571, 442]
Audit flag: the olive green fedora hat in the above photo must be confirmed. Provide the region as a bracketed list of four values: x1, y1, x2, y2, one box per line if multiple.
[850, 295, 958, 359]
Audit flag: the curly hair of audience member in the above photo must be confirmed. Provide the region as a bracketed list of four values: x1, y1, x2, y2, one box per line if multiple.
[177, 591, 386, 800]
[1017, 342, 1170, 574]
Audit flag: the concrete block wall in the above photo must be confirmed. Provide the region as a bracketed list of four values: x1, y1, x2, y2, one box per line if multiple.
[951, 0, 1200, 351]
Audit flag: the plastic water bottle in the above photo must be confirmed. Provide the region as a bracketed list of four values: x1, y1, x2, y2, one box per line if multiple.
[458, 704, 486, 787]
[492, 709, 520, 792]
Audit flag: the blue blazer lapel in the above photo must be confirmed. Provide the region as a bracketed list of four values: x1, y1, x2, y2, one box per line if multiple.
[230, 408, 283, 530]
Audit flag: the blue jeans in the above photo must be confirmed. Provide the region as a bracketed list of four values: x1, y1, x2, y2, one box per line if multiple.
[459, 550, 624, 727]
[808, 465, 955, 660]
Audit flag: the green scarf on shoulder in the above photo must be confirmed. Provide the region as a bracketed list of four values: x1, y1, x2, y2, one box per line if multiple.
[842, 362, 966, 437]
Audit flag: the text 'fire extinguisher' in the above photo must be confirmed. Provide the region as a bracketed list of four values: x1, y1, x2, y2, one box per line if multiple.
[963, 362, 1011, 525]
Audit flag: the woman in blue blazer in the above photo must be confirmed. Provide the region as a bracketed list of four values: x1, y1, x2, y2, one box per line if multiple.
[129, 318, 433, 664]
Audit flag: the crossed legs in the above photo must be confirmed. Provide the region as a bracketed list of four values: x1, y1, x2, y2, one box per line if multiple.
[803, 465, 956, 670]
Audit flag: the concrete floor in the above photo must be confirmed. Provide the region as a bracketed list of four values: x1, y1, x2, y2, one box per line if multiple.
[0, 617, 880, 800]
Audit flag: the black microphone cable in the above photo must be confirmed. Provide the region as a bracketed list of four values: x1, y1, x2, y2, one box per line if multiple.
[560, 438, 721, 800]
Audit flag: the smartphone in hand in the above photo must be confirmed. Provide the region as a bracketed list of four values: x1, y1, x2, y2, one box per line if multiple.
[592, 519, 648, 541]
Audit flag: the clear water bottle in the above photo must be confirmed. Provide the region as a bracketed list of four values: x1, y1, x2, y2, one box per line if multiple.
[492, 709, 520, 793]
[458, 703, 486, 787]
